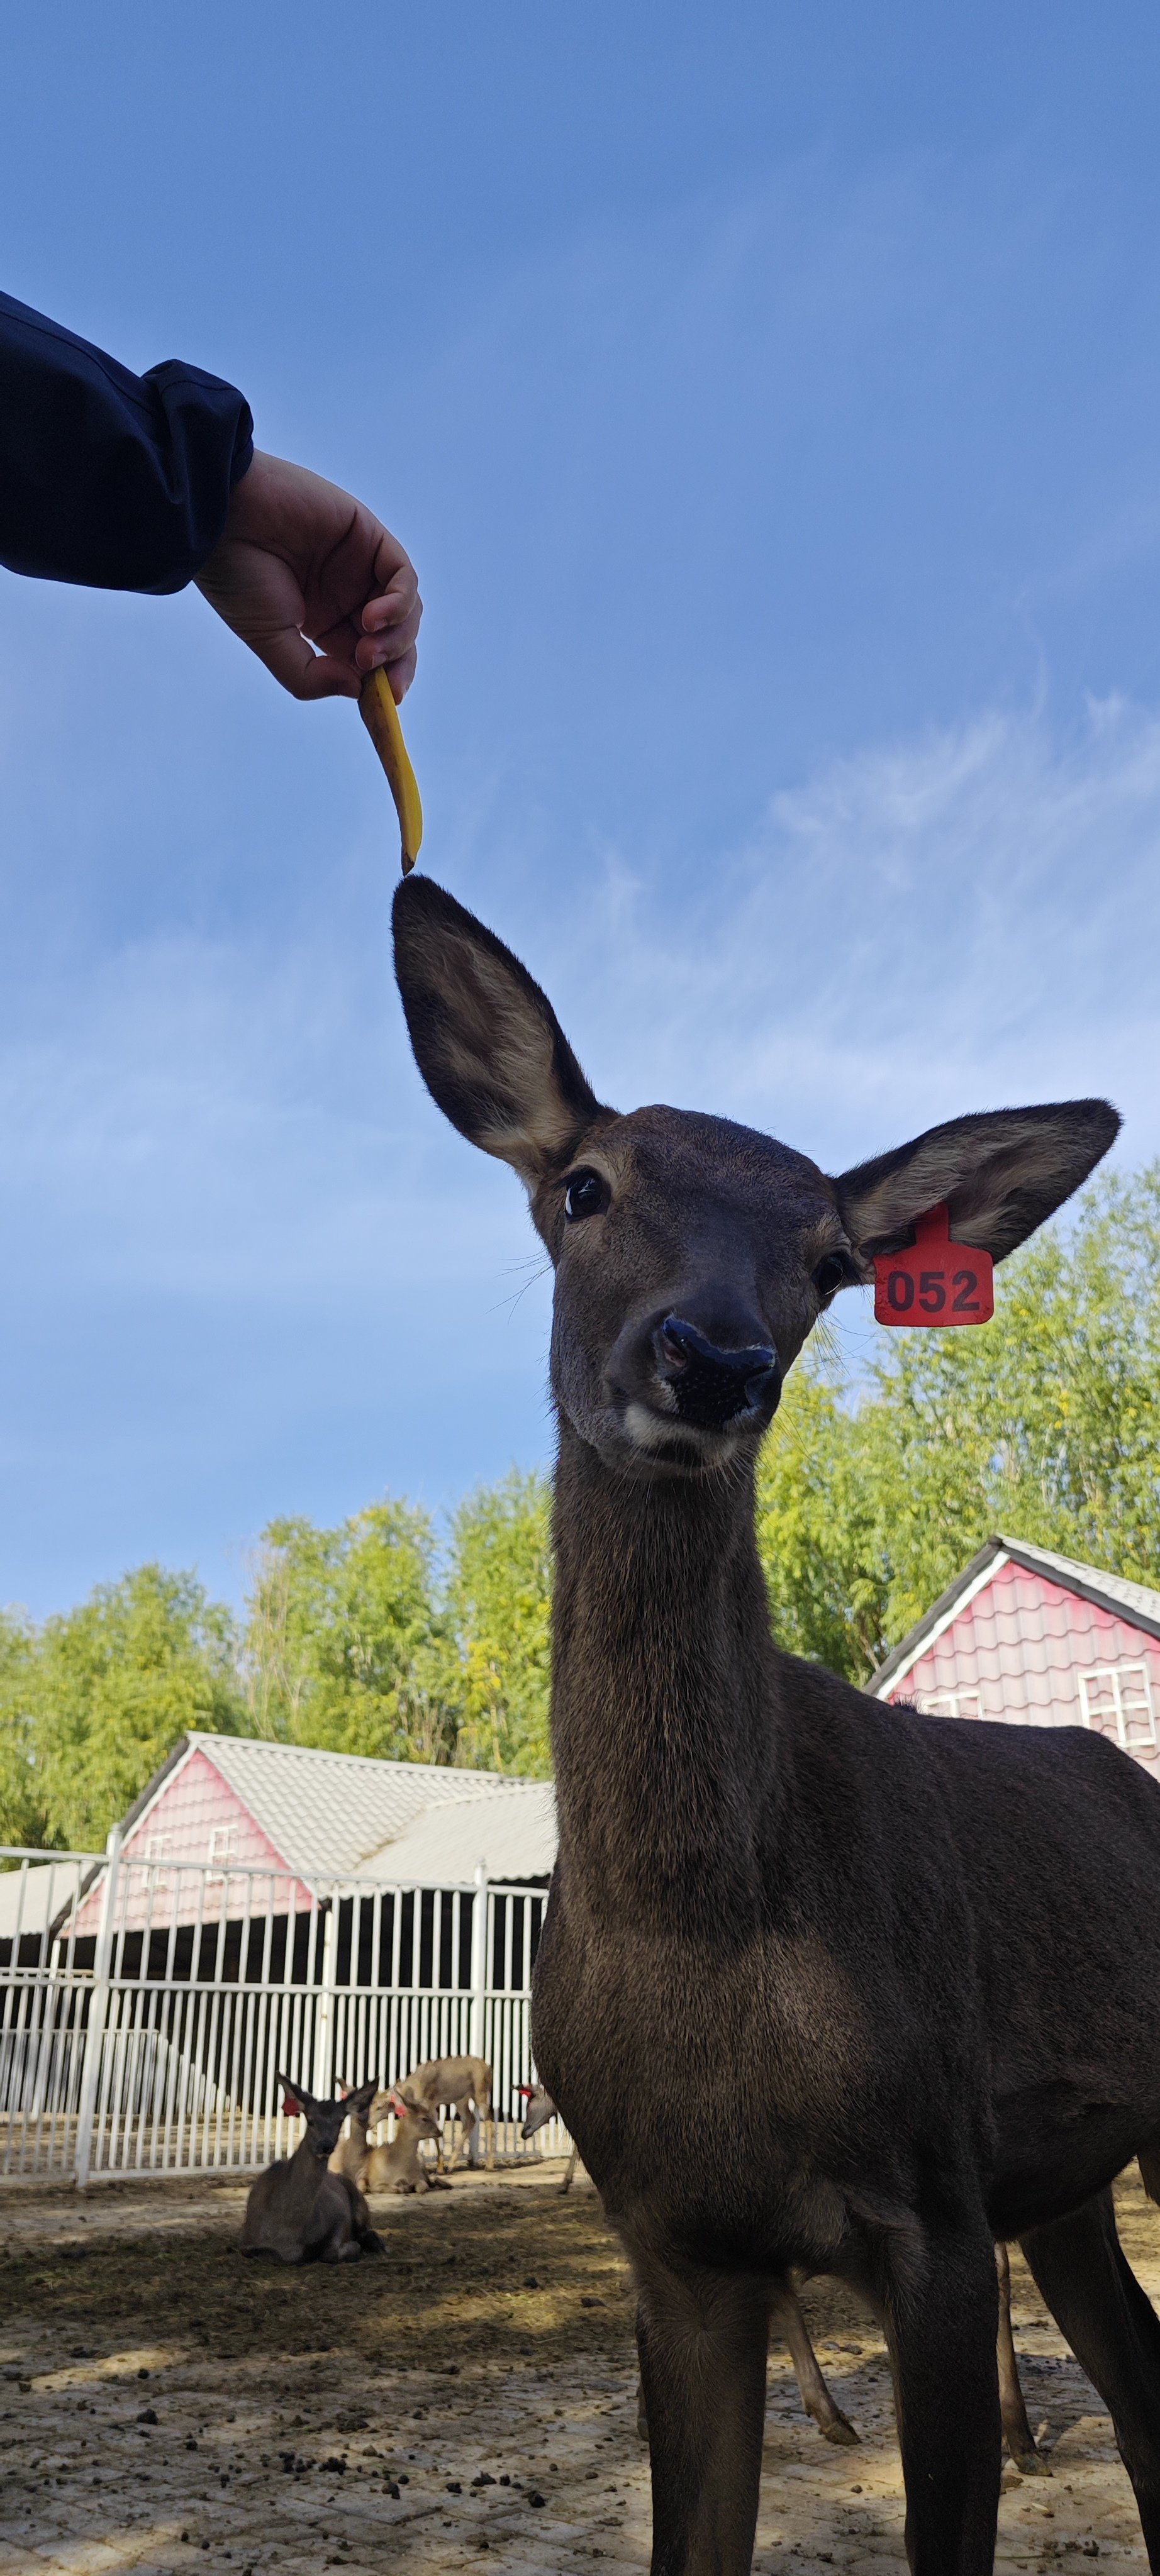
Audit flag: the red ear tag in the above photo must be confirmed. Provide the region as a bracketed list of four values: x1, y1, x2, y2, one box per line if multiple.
[873, 1203, 994, 1328]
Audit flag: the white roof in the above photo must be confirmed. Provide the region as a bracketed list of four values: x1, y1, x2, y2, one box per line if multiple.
[361, 1780, 557, 1885]
[0, 1860, 90, 1941]
[170, 1734, 554, 1885]
[995, 1537, 1160, 1633]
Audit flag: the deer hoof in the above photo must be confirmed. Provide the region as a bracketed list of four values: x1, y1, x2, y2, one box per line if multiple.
[1007, 2444, 1051, 2476]
[820, 2414, 860, 2446]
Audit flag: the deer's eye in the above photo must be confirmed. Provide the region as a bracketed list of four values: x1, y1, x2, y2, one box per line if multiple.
[564, 1169, 608, 1222]
[812, 1251, 849, 1299]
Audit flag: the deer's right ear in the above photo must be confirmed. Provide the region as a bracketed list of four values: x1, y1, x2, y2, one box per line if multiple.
[393, 877, 608, 1185]
[277, 2074, 304, 2119]
[832, 1097, 1120, 1265]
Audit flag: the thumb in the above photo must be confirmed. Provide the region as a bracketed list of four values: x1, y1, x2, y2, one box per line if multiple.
[252, 627, 362, 701]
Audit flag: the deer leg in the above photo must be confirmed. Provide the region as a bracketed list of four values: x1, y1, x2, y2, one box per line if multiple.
[771, 2277, 859, 2446]
[995, 2239, 1045, 2473]
[881, 2222, 1001, 2576]
[1020, 2188, 1160, 2571]
[560, 2143, 579, 2196]
[631, 2246, 769, 2576]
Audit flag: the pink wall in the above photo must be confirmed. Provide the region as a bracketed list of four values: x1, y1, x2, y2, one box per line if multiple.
[72, 1748, 311, 1936]
[887, 1560, 1160, 1780]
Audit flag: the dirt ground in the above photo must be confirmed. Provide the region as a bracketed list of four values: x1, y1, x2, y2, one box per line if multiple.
[0, 2158, 1156, 2573]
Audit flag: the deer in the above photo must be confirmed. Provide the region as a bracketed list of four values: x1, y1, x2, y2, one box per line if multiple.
[240, 2075, 384, 2263]
[363, 2089, 450, 2193]
[519, 2080, 580, 2194]
[522, 2079, 857, 2443]
[393, 871, 1160, 2576]
[521, 2084, 1040, 2465]
[399, 2053, 494, 2172]
[328, 2079, 373, 2183]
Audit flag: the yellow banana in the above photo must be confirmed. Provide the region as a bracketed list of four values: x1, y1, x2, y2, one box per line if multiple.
[359, 665, 423, 874]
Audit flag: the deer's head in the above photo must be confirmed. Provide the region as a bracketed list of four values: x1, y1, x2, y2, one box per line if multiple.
[277, 2074, 378, 2161]
[394, 878, 1118, 1484]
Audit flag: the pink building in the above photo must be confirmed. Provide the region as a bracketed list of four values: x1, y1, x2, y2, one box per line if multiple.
[70, 1733, 557, 1939]
[869, 1536, 1160, 1784]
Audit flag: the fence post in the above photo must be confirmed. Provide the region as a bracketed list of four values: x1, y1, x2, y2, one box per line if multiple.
[468, 1860, 489, 2167]
[74, 1826, 121, 2193]
[312, 1901, 337, 2101]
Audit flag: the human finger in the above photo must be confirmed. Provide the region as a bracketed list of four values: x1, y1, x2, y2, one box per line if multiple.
[354, 594, 423, 675]
[247, 623, 362, 701]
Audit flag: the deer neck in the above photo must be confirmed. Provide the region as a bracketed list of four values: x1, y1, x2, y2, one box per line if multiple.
[283, 2135, 328, 2211]
[549, 1421, 781, 1930]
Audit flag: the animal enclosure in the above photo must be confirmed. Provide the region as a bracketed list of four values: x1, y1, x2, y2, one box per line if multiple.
[0, 1843, 567, 2185]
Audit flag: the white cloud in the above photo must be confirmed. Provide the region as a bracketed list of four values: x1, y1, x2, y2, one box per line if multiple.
[555, 694, 1160, 1174]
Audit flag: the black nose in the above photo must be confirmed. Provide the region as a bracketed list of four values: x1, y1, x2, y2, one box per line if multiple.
[656, 1316, 781, 1433]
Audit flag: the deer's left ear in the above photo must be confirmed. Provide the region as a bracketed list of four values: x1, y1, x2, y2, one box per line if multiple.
[832, 1099, 1120, 1265]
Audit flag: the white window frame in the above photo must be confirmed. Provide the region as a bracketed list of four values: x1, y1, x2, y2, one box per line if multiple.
[142, 1831, 173, 1862]
[1078, 1661, 1157, 1753]
[206, 1825, 239, 1870]
[918, 1689, 983, 1722]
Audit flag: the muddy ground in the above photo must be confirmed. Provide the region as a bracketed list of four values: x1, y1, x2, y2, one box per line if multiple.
[0, 2159, 1156, 2573]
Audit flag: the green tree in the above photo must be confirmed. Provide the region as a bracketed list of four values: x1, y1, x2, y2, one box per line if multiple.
[19, 1565, 243, 1850]
[243, 1501, 453, 1762]
[754, 1360, 888, 1682]
[443, 1470, 553, 1774]
[859, 1164, 1160, 1648]
[0, 1610, 54, 1852]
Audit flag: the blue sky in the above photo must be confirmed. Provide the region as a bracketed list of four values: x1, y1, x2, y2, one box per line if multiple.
[3, 3, 1160, 1616]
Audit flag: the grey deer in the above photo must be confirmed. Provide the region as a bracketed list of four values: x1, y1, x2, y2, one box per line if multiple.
[393, 872, 1160, 2576]
[241, 2076, 384, 2263]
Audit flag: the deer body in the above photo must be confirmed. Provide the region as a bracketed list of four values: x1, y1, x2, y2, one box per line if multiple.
[242, 2077, 384, 2265]
[363, 2090, 446, 2193]
[401, 2055, 494, 2171]
[393, 875, 1160, 2575]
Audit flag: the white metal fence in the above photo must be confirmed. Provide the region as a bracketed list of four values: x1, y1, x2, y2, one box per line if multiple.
[0, 1841, 566, 2184]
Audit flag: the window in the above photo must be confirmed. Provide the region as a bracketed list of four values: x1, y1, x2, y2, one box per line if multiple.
[206, 1826, 239, 1869]
[1078, 1662, 1157, 1753]
[918, 1689, 983, 1722]
[142, 1832, 173, 1861]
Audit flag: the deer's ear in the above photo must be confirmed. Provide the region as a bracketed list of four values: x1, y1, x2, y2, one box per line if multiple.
[277, 2074, 305, 2118]
[393, 877, 608, 1185]
[349, 2080, 378, 2119]
[833, 1099, 1120, 1265]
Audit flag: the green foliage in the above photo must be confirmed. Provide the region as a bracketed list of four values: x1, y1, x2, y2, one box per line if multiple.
[444, 1471, 553, 1776]
[1, 1566, 243, 1853]
[1, 1168, 1157, 1849]
[756, 1165, 1160, 1679]
[754, 1362, 886, 1679]
[242, 1503, 452, 1762]
[0, 1610, 52, 1852]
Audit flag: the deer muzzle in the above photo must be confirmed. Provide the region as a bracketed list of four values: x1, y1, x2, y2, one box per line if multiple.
[655, 1316, 781, 1433]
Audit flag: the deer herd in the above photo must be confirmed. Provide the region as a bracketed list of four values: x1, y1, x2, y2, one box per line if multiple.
[242, 871, 1160, 2576]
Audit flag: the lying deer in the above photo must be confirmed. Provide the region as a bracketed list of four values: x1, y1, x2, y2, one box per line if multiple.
[394, 874, 1160, 2576]
[364, 2089, 450, 2194]
[241, 2076, 384, 2264]
[400, 2054, 494, 2171]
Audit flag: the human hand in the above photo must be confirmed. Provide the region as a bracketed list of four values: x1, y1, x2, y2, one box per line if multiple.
[194, 449, 421, 703]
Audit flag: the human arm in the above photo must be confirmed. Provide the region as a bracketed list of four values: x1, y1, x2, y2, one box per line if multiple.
[0, 291, 420, 699]
[0, 288, 252, 592]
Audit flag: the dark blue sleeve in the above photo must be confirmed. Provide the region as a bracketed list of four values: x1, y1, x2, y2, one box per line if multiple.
[0, 290, 254, 595]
